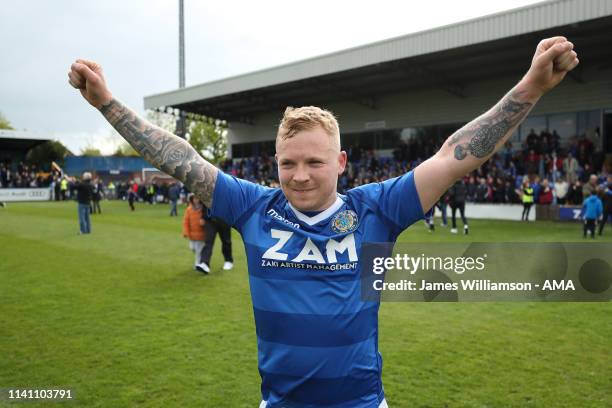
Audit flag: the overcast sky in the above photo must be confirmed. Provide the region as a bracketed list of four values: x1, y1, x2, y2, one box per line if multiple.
[0, 0, 544, 154]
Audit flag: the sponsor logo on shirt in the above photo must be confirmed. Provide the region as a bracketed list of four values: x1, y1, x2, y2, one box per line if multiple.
[267, 208, 300, 229]
[262, 228, 358, 264]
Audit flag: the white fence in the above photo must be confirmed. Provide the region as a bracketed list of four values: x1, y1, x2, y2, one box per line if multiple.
[0, 188, 51, 202]
[434, 203, 534, 221]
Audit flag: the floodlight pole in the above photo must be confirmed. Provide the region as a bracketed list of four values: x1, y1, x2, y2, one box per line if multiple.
[179, 0, 185, 89]
[177, 0, 186, 138]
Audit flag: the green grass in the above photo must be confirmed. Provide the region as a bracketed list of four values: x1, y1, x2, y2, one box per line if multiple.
[0, 201, 610, 407]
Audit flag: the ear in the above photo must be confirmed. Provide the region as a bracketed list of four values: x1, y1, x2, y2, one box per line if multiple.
[338, 151, 347, 175]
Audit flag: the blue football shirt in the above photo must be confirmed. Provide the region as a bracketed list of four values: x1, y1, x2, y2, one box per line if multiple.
[210, 171, 424, 407]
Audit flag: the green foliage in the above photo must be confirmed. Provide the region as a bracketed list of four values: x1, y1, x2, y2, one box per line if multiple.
[1, 202, 610, 407]
[146, 109, 177, 133]
[25, 140, 70, 168]
[113, 141, 140, 157]
[80, 146, 102, 156]
[187, 117, 228, 165]
[0, 110, 14, 129]
[144, 109, 228, 164]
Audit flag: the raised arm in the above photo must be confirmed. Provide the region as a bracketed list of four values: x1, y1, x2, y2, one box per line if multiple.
[68, 59, 218, 207]
[414, 37, 579, 212]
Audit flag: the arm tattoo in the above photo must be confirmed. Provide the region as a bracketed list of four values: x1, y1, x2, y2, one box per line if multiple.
[99, 98, 217, 207]
[448, 90, 533, 160]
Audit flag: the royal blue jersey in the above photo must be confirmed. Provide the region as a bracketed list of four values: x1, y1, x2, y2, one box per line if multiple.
[210, 171, 424, 407]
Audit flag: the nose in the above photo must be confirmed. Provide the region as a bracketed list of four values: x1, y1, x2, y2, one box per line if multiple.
[293, 163, 310, 183]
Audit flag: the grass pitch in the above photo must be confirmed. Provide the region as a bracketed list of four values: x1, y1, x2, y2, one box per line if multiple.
[1, 201, 610, 407]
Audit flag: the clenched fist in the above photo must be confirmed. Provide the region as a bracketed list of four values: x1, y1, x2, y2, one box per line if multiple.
[523, 36, 579, 95]
[68, 59, 113, 109]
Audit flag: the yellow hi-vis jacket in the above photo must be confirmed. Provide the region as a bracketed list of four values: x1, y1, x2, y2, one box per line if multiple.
[522, 186, 534, 204]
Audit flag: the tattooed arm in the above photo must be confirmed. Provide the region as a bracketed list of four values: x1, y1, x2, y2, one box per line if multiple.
[413, 37, 579, 212]
[99, 99, 217, 207]
[413, 87, 536, 212]
[68, 59, 217, 207]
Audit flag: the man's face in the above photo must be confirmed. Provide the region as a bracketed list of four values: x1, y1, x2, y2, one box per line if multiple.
[276, 126, 346, 212]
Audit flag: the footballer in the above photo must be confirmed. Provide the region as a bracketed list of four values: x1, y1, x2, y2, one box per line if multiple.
[69, 36, 578, 407]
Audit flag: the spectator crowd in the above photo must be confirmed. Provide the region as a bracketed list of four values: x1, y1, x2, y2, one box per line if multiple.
[0, 162, 53, 188]
[220, 128, 611, 206]
[3, 128, 611, 208]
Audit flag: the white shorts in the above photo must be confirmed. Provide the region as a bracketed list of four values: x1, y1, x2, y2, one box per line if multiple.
[259, 399, 388, 407]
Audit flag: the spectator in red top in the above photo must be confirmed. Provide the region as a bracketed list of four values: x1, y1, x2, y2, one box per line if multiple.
[539, 179, 553, 204]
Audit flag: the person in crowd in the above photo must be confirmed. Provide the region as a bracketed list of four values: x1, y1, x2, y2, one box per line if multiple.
[60, 176, 69, 200]
[0, 164, 8, 187]
[550, 130, 561, 152]
[582, 190, 602, 239]
[108, 181, 116, 199]
[475, 177, 489, 203]
[566, 180, 583, 205]
[436, 191, 448, 227]
[503, 179, 518, 203]
[168, 182, 181, 216]
[448, 178, 469, 234]
[183, 194, 208, 272]
[54, 175, 62, 200]
[147, 184, 155, 204]
[563, 152, 578, 184]
[538, 179, 553, 205]
[71, 172, 94, 234]
[466, 176, 477, 202]
[425, 208, 436, 232]
[492, 177, 505, 203]
[526, 129, 538, 152]
[524, 149, 539, 175]
[531, 175, 541, 203]
[582, 174, 598, 199]
[520, 179, 534, 221]
[598, 182, 612, 236]
[199, 205, 234, 272]
[127, 181, 137, 211]
[554, 177, 569, 204]
[91, 177, 103, 214]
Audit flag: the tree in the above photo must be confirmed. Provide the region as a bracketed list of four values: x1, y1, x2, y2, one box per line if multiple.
[146, 109, 228, 163]
[0, 111, 14, 130]
[146, 109, 176, 133]
[80, 146, 102, 156]
[25, 140, 70, 168]
[187, 117, 228, 165]
[113, 141, 140, 157]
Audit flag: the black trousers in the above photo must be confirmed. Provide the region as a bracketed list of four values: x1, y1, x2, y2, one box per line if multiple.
[200, 218, 233, 264]
[584, 219, 596, 238]
[91, 199, 101, 214]
[599, 211, 612, 235]
[522, 203, 533, 221]
[451, 202, 467, 228]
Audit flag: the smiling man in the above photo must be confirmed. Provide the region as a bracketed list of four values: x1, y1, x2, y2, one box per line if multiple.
[69, 36, 578, 407]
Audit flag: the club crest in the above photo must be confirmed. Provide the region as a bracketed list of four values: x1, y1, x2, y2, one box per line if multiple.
[331, 210, 358, 233]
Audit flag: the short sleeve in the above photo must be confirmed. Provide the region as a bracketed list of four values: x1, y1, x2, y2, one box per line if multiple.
[350, 171, 424, 231]
[209, 171, 270, 228]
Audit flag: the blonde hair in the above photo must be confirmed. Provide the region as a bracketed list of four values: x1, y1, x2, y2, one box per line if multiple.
[277, 106, 340, 150]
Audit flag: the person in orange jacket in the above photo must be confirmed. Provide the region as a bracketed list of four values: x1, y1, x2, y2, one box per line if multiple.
[183, 194, 208, 273]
